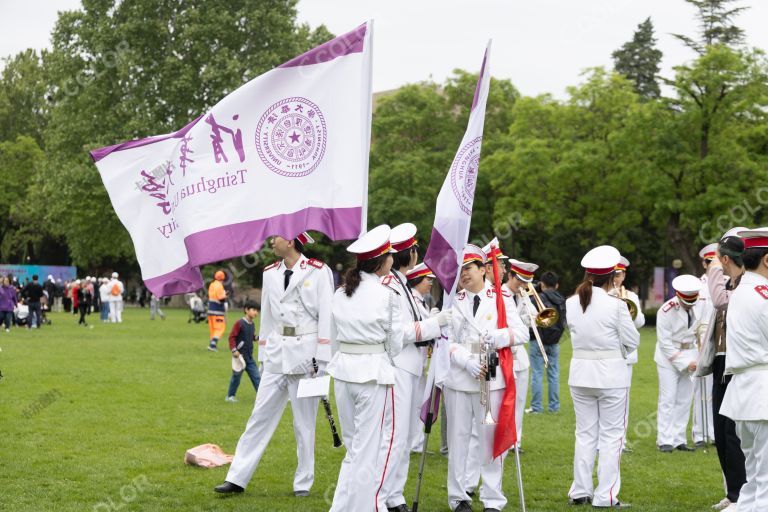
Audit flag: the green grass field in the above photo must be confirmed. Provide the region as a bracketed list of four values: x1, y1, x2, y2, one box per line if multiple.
[0, 308, 724, 511]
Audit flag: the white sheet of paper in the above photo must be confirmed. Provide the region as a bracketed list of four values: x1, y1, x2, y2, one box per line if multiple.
[297, 375, 331, 398]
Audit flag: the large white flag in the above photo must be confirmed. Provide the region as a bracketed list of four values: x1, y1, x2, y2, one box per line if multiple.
[421, 42, 491, 420]
[91, 22, 373, 296]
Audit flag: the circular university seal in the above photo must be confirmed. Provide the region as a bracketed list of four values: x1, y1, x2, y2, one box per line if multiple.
[256, 97, 327, 177]
[449, 136, 483, 215]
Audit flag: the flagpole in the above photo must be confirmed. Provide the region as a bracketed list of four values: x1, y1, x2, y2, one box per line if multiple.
[513, 445, 527, 512]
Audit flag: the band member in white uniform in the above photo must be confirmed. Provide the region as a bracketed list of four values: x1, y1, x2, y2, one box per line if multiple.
[720, 228, 768, 512]
[608, 256, 645, 449]
[327, 225, 405, 512]
[214, 232, 333, 497]
[654, 274, 706, 452]
[406, 263, 437, 453]
[378, 223, 449, 512]
[566, 245, 639, 508]
[505, 258, 538, 445]
[445, 244, 527, 512]
[693, 243, 717, 447]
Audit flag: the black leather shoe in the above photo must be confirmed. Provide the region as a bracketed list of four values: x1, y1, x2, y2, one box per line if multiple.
[694, 441, 707, 449]
[675, 444, 695, 452]
[466, 489, 476, 497]
[294, 490, 310, 497]
[455, 501, 472, 512]
[214, 481, 244, 494]
[387, 505, 409, 512]
[658, 444, 673, 453]
[569, 496, 592, 505]
[484, 509, 501, 512]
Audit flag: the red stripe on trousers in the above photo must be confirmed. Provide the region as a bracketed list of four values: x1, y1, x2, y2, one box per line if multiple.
[375, 386, 395, 511]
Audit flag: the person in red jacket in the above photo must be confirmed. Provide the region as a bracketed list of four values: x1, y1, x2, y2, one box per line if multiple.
[225, 301, 261, 402]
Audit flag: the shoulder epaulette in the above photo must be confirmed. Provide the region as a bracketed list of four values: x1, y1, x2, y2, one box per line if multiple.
[755, 284, 768, 300]
[456, 291, 466, 301]
[264, 261, 279, 271]
[380, 275, 400, 295]
[661, 300, 677, 313]
[307, 258, 324, 269]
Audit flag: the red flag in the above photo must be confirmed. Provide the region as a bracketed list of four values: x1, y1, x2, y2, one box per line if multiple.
[489, 244, 517, 458]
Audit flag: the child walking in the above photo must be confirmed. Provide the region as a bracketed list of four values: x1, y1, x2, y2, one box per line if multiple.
[225, 301, 261, 402]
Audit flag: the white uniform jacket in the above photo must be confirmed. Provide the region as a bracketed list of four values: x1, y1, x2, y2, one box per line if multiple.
[410, 288, 433, 368]
[107, 279, 124, 302]
[607, 288, 645, 365]
[654, 296, 706, 373]
[383, 271, 442, 376]
[511, 292, 534, 372]
[445, 282, 528, 393]
[327, 272, 404, 386]
[259, 254, 334, 373]
[721, 271, 768, 421]
[566, 287, 640, 389]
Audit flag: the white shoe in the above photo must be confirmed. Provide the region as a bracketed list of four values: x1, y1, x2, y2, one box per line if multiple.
[713, 498, 732, 510]
[225, 396, 238, 403]
[723, 504, 738, 512]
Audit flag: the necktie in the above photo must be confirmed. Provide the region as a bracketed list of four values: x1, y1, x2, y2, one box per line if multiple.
[686, 308, 693, 328]
[473, 295, 481, 316]
[284, 269, 293, 291]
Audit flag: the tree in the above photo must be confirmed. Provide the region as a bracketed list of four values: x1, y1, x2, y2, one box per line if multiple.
[673, 0, 748, 54]
[612, 17, 662, 100]
[638, 46, 768, 271]
[0, 50, 49, 145]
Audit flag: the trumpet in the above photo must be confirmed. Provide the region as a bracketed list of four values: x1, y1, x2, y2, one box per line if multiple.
[479, 340, 499, 425]
[525, 283, 559, 328]
[619, 286, 638, 321]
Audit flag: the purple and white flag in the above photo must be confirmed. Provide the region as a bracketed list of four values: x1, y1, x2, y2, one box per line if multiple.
[91, 22, 373, 296]
[421, 41, 491, 420]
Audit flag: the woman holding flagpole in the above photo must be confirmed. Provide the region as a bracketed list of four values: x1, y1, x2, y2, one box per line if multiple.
[443, 244, 527, 512]
[566, 246, 639, 508]
[326, 225, 405, 512]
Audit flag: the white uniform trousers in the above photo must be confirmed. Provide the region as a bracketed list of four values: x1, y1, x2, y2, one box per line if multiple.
[692, 374, 714, 443]
[445, 387, 507, 511]
[108, 300, 123, 322]
[568, 386, 628, 507]
[623, 365, 634, 444]
[734, 420, 768, 512]
[378, 367, 418, 509]
[330, 380, 390, 512]
[655, 365, 694, 447]
[515, 367, 529, 445]
[409, 371, 427, 452]
[226, 371, 319, 492]
[465, 367, 528, 495]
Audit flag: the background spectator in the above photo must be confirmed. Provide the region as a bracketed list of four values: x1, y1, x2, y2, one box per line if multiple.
[0, 277, 17, 332]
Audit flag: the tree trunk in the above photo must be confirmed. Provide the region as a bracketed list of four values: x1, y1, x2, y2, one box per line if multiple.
[667, 214, 699, 274]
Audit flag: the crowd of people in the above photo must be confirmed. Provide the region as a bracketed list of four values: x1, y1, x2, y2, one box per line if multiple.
[0, 272, 131, 329]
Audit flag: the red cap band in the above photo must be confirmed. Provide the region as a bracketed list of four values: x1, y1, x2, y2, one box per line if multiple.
[586, 267, 615, 275]
[509, 263, 534, 280]
[356, 241, 392, 262]
[676, 291, 699, 302]
[392, 237, 417, 252]
[744, 236, 768, 249]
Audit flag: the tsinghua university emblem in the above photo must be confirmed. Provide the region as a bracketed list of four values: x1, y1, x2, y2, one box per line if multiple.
[450, 136, 482, 215]
[256, 97, 327, 177]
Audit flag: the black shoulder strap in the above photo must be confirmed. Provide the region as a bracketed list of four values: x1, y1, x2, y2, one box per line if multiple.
[391, 271, 421, 321]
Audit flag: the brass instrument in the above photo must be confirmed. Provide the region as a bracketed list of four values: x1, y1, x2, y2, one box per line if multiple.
[619, 286, 638, 321]
[479, 340, 499, 425]
[525, 283, 559, 328]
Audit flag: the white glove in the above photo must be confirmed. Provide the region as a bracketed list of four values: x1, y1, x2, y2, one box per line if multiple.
[289, 359, 314, 375]
[465, 358, 484, 379]
[436, 309, 452, 327]
[483, 328, 510, 348]
[429, 307, 440, 316]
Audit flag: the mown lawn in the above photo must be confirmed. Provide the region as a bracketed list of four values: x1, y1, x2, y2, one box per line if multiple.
[0, 308, 724, 511]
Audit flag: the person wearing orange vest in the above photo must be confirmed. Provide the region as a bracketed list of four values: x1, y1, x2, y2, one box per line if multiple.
[208, 270, 228, 351]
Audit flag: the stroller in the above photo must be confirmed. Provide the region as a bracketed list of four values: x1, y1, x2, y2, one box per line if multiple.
[186, 293, 207, 324]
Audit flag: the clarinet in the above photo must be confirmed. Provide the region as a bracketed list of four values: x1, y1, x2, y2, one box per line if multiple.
[312, 358, 343, 448]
